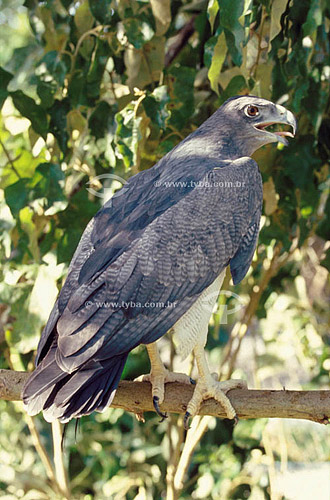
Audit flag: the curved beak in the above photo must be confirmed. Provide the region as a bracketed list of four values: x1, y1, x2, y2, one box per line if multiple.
[275, 104, 297, 141]
[254, 104, 297, 146]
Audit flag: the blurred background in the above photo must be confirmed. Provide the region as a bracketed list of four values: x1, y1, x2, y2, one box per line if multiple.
[0, 0, 329, 498]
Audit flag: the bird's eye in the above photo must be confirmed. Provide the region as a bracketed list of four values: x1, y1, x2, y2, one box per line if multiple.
[245, 105, 259, 117]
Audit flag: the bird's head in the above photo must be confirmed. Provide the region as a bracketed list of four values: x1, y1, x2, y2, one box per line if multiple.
[216, 95, 297, 157]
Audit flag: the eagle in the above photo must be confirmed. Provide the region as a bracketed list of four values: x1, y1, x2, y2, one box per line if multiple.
[23, 96, 296, 427]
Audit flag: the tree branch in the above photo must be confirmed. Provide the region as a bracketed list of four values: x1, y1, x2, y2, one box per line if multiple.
[165, 16, 196, 67]
[1, 369, 329, 424]
[0, 369, 28, 400]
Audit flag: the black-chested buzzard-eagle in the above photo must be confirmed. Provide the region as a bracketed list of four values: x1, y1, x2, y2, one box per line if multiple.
[23, 95, 296, 427]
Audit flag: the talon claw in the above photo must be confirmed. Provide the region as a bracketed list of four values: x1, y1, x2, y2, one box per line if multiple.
[153, 396, 167, 420]
[233, 415, 239, 426]
[189, 377, 196, 385]
[184, 411, 191, 430]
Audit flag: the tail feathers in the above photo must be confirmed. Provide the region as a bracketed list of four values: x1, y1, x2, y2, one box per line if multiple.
[23, 345, 69, 416]
[24, 385, 57, 418]
[23, 351, 128, 423]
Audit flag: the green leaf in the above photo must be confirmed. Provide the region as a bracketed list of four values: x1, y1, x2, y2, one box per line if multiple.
[143, 86, 170, 130]
[303, 0, 323, 36]
[75, 0, 94, 35]
[125, 36, 165, 90]
[207, 0, 219, 33]
[269, 0, 288, 48]
[49, 98, 70, 153]
[205, 30, 227, 93]
[150, 0, 171, 36]
[29, 163, 67, 215]
[36, 51, 68, 108]
[9, 253, 65, 354]
[4, 179, 28, 217]
[57, 229, 82, 264]
[19, 206, 40, 261]
[218, 0, 245, 66]
[67, 109, 87, 137]
[168, 66, 195, 129]
[57, 189, 97, 264]
[0, 150, 40, 189]
[219, 74, 247, 104]
[88, 0, 113, 23]
[41, 51, 68, 86]
[5, 285, 40, 355]
[68, 69, 87, 107]
[115, 104, 143, 168]
[292, 80, 309, 112]
[89, 101, 114, 139]
[123, 18, 155, 49]
[37, 80, 57, 108]
[32, 164, 66, 214]
[31, 163, 65, 192]
[0, 67, 13, 109]
[282, 137, 321, 189]
[4, 164, 67, 218]
[39, 219, 56, 257]
[11, 90, 48, 138]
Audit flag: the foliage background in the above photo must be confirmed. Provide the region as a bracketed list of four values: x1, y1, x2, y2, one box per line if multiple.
[0, 0, 330, 498]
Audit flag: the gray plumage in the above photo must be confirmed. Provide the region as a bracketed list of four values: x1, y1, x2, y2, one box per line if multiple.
[23, 96, 296, 422]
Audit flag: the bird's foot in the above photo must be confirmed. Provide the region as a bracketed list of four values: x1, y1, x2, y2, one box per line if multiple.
[135, 369, 195, 420]
[183, 375, 247, 429]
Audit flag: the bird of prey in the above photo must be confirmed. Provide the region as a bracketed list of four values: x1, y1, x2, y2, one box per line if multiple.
[23, 95, 296, 427]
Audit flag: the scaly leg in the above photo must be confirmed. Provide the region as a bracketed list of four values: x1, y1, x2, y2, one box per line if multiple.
[136, 342, 194, 419]
[184, 344, 247, 429]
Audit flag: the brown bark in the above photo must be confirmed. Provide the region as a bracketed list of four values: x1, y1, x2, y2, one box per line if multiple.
[1, 369, 329, 424]
[165, 17, 196, 67]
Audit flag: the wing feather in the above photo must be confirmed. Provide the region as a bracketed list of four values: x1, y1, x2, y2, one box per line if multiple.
[52, 157, 262, 371]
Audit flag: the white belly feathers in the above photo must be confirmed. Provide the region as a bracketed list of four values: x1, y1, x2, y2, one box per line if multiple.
[171, 270, 225, 359]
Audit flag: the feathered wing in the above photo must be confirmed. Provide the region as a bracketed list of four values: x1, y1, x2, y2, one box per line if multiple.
[23, 156, 262, 422]
[230, 217, 261, 285]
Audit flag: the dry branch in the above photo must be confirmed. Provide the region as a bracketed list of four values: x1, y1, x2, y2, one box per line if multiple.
[1, 369, 329, 424]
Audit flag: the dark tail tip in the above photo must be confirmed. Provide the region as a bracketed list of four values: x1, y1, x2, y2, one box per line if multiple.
[23, 353, 128, 422]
